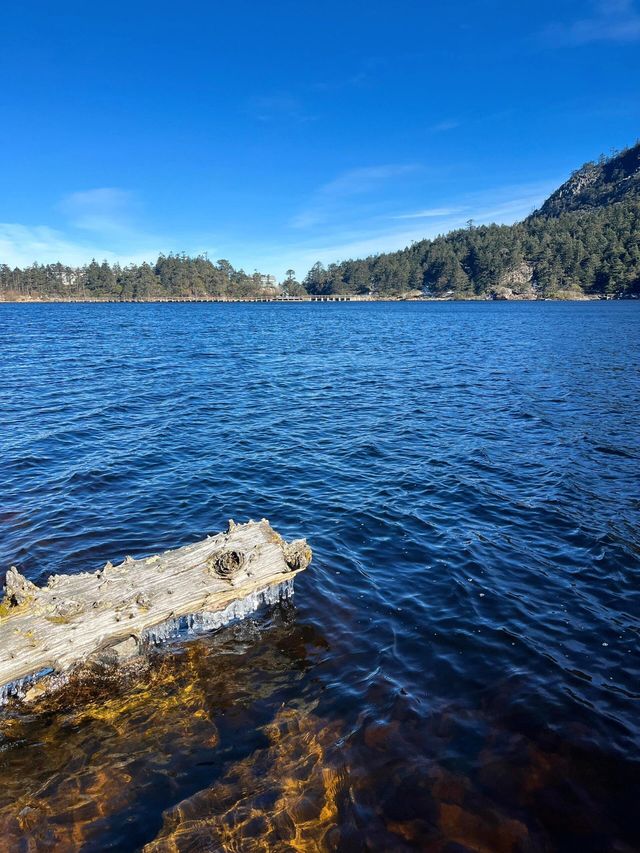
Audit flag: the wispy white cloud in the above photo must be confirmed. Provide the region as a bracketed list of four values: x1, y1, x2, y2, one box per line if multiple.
[0, 187, 173, 268]
[543, 0, 640, 45]
[312, 57, 387, 92]
[57, 187, 138, 235]
[429, 119, 460, 133]
[0, 222, 159, 268]
[262, 179, 556, 278]
[320, 164, 419, 196]
[315, 70, 369, 90]
[290, 164, 421, 228]
[245, 93, 316, 123]
[392, 207, 462, 220]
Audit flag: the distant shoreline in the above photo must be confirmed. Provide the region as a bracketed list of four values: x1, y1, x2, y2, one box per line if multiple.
[0, 294, 630, 305]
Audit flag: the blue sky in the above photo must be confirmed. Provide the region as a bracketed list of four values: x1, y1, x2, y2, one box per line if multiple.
[0, 0, 638, 280]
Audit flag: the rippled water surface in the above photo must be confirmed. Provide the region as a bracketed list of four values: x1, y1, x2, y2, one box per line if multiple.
[1, 301, 639, 852]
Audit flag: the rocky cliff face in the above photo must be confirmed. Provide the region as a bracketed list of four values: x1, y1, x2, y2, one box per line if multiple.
[535, 142, 640, 218]
[489, 262, 536, 300]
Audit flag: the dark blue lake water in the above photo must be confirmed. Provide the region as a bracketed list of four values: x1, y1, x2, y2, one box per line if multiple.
[0, 301, 639, 851]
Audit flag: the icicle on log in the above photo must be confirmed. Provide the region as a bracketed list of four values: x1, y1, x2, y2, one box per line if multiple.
[0, 519, 311, 704]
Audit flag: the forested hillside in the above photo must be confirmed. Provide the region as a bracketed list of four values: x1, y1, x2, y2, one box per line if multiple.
[1, 143, 639, 301]
[303, 142, 640, 299]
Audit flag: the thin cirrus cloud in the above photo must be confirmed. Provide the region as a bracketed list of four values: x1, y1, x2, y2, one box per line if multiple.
[312, 57, 388, 92]
[543, 0, 640, 45]
[290, 164, 421, 229]
[429, 119, 461, 133]
[392, 207, 463, 220]
[272, 179, 557, 278]
[0, 187, 163, 268]
[388, 181, 558, 235]
[0, 222, 158, 269]
[245, 93, 316, 123]
[57, 187, 138, 235]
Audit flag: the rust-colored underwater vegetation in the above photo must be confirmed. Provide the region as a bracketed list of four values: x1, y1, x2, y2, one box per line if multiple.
[0, 643, 220, 851]
[144, 706, 344, 853]
[2, 619, 636, 853]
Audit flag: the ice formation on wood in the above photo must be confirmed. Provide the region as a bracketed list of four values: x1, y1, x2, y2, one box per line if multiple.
[0, 520, 311, 704]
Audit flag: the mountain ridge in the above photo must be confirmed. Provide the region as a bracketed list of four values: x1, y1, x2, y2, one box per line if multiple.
[534, 142, 640, 218]
[301, 141, 640, 299]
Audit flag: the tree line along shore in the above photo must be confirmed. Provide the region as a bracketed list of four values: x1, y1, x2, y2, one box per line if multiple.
[2, 143, 639, 303]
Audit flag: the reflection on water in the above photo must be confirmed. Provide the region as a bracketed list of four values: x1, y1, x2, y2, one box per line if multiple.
[1, 302, 639, 851]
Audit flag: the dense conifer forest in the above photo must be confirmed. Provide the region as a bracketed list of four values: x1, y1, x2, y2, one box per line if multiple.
[0, 255, 286, 302]
[2, 143, 639, 301]
[303, 142, 640, 299]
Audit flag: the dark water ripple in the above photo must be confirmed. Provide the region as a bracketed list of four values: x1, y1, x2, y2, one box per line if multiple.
[0, 301, 639, 851]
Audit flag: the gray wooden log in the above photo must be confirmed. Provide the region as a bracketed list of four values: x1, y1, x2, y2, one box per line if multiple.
[0, 519, 311, 699]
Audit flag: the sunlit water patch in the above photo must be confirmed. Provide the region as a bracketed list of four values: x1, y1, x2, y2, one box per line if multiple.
[0, 301, 639, 851]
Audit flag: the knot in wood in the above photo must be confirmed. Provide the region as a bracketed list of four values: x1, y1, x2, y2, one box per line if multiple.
[207, 549, 246, 580]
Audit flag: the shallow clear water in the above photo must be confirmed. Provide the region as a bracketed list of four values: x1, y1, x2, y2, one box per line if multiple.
[0, 301, 639, 852]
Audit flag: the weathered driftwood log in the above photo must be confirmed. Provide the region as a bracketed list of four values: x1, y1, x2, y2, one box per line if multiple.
[0, 519, 311, 702]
